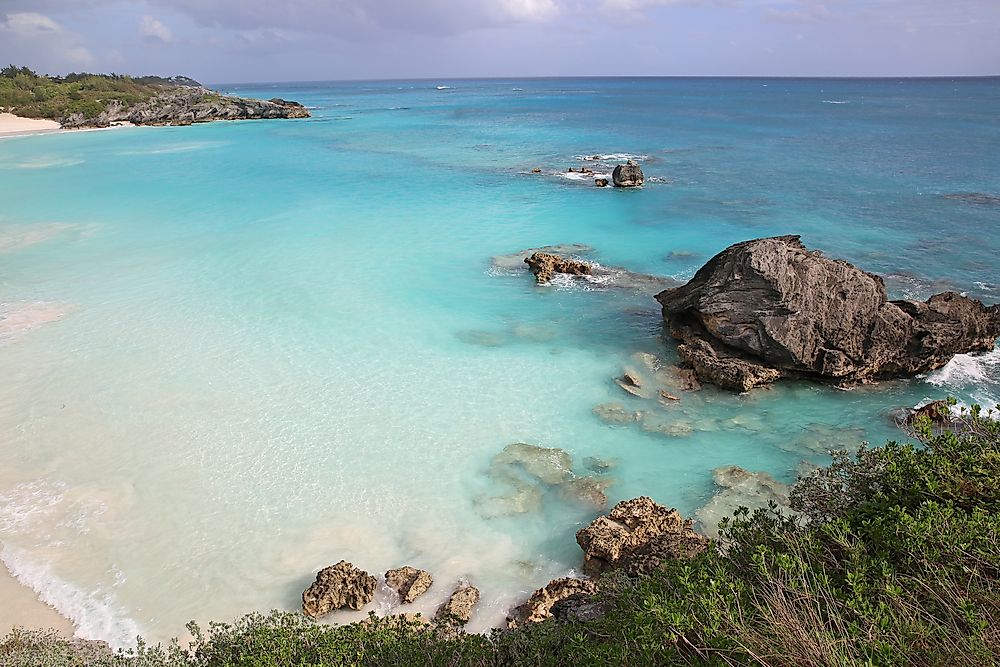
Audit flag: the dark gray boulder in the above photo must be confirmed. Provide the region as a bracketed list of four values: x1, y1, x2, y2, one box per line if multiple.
[656, 235, 1000, 390]
[612, 161, 644, 187]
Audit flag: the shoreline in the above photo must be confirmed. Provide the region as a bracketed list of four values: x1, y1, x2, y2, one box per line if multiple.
[0, 557, 76, 638]
[0, 112, 61, 139]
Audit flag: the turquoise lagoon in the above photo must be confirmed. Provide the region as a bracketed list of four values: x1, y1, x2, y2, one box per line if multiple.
[0, 77, 998, 647]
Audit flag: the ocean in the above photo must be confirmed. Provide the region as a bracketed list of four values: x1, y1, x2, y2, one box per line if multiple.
[1, 77, 998, 647]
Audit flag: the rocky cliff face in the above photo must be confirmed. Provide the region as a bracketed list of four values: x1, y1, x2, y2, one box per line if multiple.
[656, 235, 1000, 390]
[60, 88, 309, 128]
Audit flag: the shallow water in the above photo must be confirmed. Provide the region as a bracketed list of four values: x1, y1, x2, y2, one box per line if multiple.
[1, 77, 998, 647]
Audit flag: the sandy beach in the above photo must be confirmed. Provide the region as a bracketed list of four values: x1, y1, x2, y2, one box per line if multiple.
[0, 112, 62, 138]
[0, 563, 75, 637]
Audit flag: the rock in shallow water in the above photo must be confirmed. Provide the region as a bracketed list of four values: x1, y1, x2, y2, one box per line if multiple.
[302, 560, 377, 617]
[385, 566, 433, 604]
[695, 466, 790, 538]
[435, 584, 480, 624]
[524, 252, 593, 284]
[656, 235, 1000, 390]
[612, 161, 644, 187]
[506, 577, 598, 628]
[575, 496, 708, 576]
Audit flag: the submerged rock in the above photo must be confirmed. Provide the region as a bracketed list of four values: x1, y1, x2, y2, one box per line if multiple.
[506, 577, 598, 628]
[435, 584, 481, 625]
[385, 566, 433, 604]
[493, 443, 574, 485]
[695, 466, 790, 538]
[576, 496, 708, 576]
[524, 252, 593, 284]
[302, 561, 377, 617]
[656, 235, 1000, 390]
[592, 402, 645, 425]
[612, 161, 644, 187]
[558, 476, 611, 509]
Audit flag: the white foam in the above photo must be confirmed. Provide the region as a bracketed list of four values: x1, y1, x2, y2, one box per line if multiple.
[573, 152, 648, 162]
[1, 546, 142, 649]
[925, 345, 1000, 411]
[436, 86, 452, 90]
[2, 157, 84, 170]
[822, 100, 850, 104]
[558, 170, 611, 183]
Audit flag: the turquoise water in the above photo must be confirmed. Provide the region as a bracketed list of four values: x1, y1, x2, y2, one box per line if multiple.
[1, 77, 998, 647]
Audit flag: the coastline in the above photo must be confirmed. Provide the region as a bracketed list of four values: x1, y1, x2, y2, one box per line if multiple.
[0, 112, 61, 139]
[0, 559, 76, 638]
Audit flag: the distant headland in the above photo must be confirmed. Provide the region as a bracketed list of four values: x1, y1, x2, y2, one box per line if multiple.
[0, 65, 309, 130]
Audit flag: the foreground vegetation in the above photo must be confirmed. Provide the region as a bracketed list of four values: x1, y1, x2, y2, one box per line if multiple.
[0, 65, 199, 121]
[3, 402, 998, 666]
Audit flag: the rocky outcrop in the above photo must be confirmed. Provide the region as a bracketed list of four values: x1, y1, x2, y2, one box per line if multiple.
[506, 577, 598, 628]
[595, 178, 609, 187]
[302, 561, 377, 618]
[612, 161, 644, 187]
[60, 87, 309, 129]
[656, 236, 1000, 390]
[524, 252, 592, 284]
[385, 566, 433, 604]
[575, 497, 708, 576]
[492, 245, 678, 293]
[435, 584, 481, 625]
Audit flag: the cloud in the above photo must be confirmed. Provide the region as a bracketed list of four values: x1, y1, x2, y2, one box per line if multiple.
[138, 16, 173, 43]
[2, 11, 62, 35]
[0, 12, 95, 70]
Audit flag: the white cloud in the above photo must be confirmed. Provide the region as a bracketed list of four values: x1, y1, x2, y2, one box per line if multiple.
[138, 15, 173, 43]
[500, 0, 560, 22]
[0, 12, 95, 71]
[2, 12, 62, 36]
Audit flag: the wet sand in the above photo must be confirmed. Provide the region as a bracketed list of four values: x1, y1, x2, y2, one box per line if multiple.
[0, 563, 76, 637]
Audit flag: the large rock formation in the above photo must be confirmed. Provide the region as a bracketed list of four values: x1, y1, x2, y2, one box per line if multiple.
[61, 88, 309, 129]
[302, 561, 377, 618]
[385, 566, 433, 604]
[656, 236, 1000, 391]
[506, 577, 598, 628]
[575, 496, 708, 576]
[612, 161, 644, 187]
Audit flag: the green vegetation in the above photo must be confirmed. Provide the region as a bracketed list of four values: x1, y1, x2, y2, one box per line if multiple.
[3, 402, 998, 666]
[0, 65, 198, 122]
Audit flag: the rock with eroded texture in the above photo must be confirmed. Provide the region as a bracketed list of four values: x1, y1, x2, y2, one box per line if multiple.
[575, 496, 708, 576]
[612, 161, 644, 187]
[302, 560, 377, 617]
[656, 236, 1000, 390]
[506, 577, 598, 628]
[524, 252, 593, 284]
[385, 566, 433, 604]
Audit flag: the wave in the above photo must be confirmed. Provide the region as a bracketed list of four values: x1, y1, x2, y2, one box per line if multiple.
[925, 345, 1000, 410]
[1, 546, 141, 649]
[574, 153, 649, 162]
[2, 157, 84, 170]
[822, 100, 850, 104]
[558, 170, 611, 183]
[436, 86, 452, 90]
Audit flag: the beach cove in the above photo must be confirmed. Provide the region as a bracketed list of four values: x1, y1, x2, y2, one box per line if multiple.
[1, 77, 999, 648]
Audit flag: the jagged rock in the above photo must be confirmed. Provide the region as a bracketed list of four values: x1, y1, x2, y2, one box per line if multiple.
[695, 466, 790, 538]
[902, 400, 957, 428]
[595, 178, 609, 187]
[302, 561, 377, 617]
[614, 368, 646, 397]
[524, 252, 593, 284]
[435, 584, 480, 624]
[493, 443, 574, 485]
[674, 367, 702, 391]
[385, 566, 433, 604]
[494, 245, 678, 293]
[550, 592, 608, 622]
[575, 496, 708, 576]
[491, 244, 595, 272]
[656, 236, 1000, 390]
[592, 402, 645, 425]
[612, 161, 644, 187]
[506, 577, 598, 628]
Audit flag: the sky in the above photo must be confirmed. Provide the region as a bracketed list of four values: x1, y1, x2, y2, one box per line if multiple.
[0, 0, 998, 83]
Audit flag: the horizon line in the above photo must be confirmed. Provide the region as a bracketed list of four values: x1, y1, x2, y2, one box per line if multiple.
[207, 73, 1000, 87]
